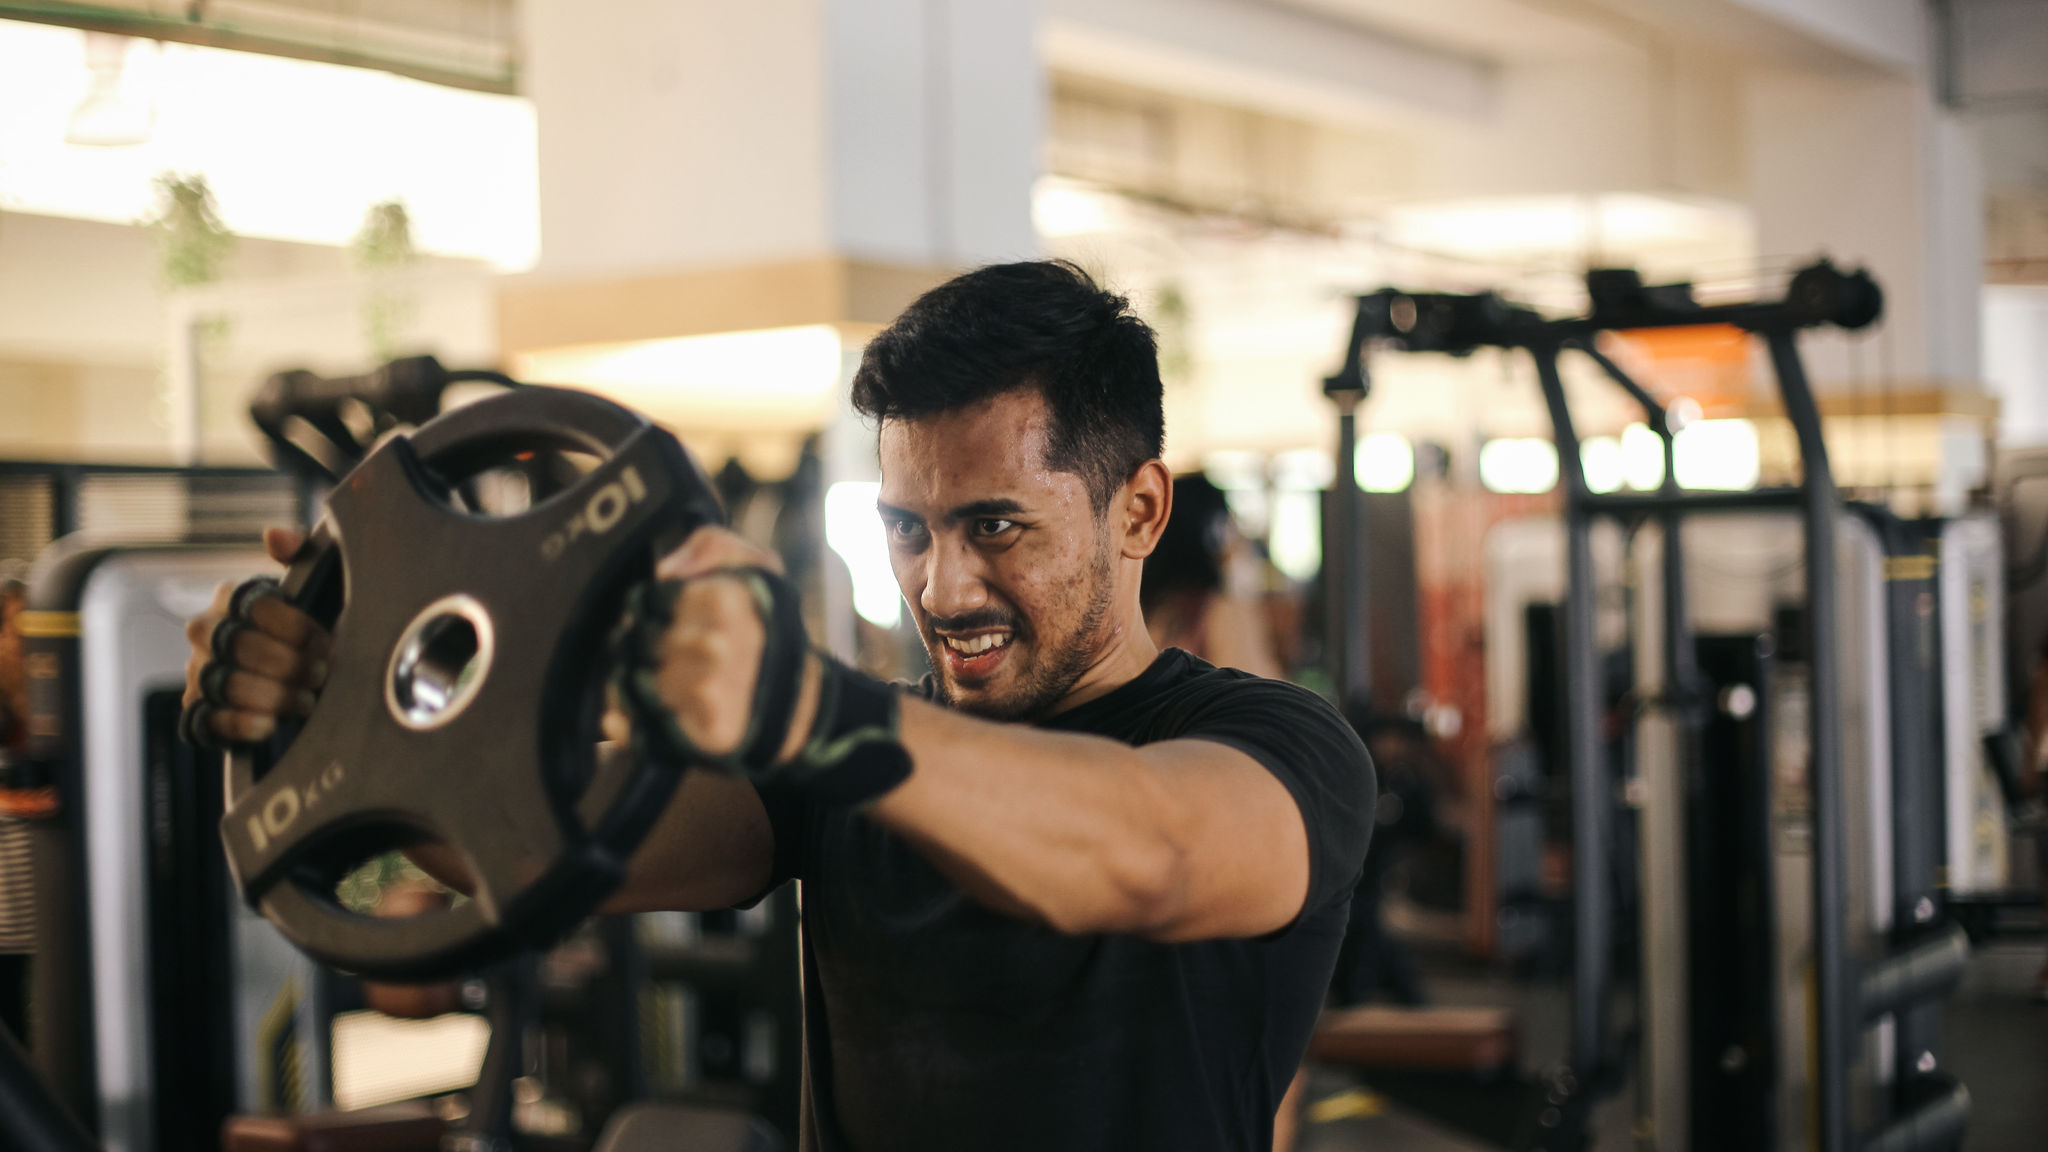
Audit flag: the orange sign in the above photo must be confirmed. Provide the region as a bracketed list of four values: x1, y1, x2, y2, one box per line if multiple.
[1602, 323, 1753, 416]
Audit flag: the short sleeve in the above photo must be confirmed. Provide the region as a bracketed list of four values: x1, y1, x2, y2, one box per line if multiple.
[1177, 677, 1377, 918]
[734, 779, 813, 909]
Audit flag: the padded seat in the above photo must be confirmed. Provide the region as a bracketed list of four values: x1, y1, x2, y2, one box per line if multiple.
[221, 1101, 444, 1152]
[1309, 1006, 1517, 1074]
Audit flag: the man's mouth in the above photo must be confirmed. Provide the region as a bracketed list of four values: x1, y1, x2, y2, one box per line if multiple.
[941, 633, 1010, 656]
[935, 628, 1015, 680]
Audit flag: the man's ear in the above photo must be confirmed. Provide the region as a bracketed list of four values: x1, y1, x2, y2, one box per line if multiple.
[1120, 459, 1173, 560]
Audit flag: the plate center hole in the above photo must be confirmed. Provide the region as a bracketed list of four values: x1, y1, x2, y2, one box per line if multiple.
[389, 598, 492, 728]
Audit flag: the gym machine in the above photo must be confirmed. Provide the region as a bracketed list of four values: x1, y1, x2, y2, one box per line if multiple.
[1316, 259, 1975, 1151]
[1480, 515, 1632, 976]
[0, 460, 299, 565]
[9, 540, 323, 1152]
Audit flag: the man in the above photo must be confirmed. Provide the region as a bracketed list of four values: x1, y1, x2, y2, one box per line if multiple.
[184, 261, 1375, 1151]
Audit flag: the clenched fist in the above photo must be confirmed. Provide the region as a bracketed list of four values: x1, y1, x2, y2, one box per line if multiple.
[628, 526, 818, 765]
[182, 527, 330, 745]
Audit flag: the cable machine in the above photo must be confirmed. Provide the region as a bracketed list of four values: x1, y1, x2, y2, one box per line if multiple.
[1323, 259, 1971, 1151]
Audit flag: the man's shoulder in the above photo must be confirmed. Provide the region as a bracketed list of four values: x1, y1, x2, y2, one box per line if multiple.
[1064, 649, 1352, 747]
[1153, 651, 1339, 713]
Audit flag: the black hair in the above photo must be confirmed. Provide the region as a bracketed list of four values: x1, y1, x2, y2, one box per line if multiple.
[850, 260, 1164, 512]
[1139, 474, 1231, 614]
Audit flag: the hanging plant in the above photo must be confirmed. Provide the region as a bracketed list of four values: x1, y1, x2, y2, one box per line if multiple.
[148, 172, 234, 289]
[354, 198, 419, 363]
[1153, 279, 1194, 390]
[147, 172, 237, 446]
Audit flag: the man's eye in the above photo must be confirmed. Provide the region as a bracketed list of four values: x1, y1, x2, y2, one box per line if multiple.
[888, 519, 925, 539]
[973, 519, 1016, 538]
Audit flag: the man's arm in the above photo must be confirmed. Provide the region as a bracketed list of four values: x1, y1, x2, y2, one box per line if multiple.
[603, 767, 776, 913]
[623, 525, 1363, 938]
[406, 757, 777, 914]
[869, 699, 1313, 942]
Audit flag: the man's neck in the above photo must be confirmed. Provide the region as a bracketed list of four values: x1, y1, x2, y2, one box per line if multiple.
[1043, 604, 1160, 718]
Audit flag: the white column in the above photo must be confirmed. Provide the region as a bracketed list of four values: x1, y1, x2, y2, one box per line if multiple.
[1743, 67, 1988, 511]
[1744, 69, 1984, 387]
[518, 0, 1038, 282]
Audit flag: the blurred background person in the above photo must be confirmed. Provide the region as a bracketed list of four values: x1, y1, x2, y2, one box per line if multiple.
[1141, 473, 1284, 680]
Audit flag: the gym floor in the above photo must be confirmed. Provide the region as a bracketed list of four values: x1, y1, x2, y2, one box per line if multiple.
[1297, 941, 2048, 1151]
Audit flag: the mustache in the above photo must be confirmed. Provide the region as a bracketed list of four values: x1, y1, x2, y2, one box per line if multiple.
[926, 609, 1021, 635]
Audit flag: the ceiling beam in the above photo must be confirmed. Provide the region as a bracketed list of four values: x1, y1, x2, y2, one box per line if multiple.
[1041, 0, 1497, 127]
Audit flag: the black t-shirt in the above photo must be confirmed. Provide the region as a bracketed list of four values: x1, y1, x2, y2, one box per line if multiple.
[756, 649, 1376, 1152]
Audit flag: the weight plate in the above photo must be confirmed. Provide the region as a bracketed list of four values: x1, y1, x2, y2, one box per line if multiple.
[219, 386, 722, 980]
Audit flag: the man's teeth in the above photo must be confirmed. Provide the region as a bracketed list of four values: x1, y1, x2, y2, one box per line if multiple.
[944, 633, 1010, 655]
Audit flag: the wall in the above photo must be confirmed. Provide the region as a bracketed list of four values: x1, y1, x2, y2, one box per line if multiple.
[0, 210, 496, 462]
[1723, 0, 1926, 72]
[517, 0, 831, 278]
[0, 359, 163, 460]
[1744, 69, 1983, 386]
[1985, 285, 2048, 446]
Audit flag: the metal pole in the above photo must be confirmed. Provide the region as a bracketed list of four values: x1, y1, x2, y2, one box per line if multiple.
[50, 467, 79, 539]
[1569, 341, 1699, 721]
[1532, 341, 1611, 1080]
[1766, 328, 1851, 1152]
[1327, 389, 1372, 711]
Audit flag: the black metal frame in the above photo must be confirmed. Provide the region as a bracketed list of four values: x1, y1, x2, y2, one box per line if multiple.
[637, 890, 804, 1135]
[0, 460, 300, 551]
[1687, 632, 1783, 1147]
[1328, 260, 1966, 1151]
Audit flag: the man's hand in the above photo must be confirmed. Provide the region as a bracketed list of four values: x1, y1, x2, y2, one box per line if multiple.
[181, 527, 330, 745]
[633, 526, 819, 765]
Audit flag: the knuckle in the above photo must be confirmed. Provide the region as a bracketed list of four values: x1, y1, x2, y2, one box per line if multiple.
[259, 600, 310, 640]
[226, 671, 277, 712]
[697, 631, 732, 665]
[249, 599, 290, 638]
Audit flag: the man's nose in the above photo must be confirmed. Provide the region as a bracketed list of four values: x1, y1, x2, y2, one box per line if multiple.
[920, 537, 988, 620]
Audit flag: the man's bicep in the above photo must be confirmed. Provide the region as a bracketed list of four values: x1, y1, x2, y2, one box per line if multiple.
[1135, 738, 1313, 941]
[1141, 682, 1377, 940]
[605, 768, 778, 913]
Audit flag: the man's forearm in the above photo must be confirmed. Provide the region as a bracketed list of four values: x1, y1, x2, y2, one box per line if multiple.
[867, 696, 1310, 941]
[870, 697, 1190, 935]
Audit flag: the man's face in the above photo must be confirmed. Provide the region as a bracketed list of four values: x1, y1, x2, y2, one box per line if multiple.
[878, 389, 1118, 721]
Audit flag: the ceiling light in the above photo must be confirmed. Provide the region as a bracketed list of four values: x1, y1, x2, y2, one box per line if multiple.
[1674, 419, 1760, 491]
[65, 33, 155, 147]
[1355, 433, 1414, 493]
[1478, 438, 1558, 494]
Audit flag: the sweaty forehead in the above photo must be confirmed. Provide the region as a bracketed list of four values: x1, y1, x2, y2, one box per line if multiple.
[877, 389, 1075, 510]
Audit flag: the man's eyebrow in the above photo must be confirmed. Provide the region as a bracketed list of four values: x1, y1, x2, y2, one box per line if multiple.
[947, 498, 1028, 521]
[874, 497, 1030, 524]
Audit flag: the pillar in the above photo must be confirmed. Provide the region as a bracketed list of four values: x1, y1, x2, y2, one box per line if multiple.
[502, 0, 1041, 352]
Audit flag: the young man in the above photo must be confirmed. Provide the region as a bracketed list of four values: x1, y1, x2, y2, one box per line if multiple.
[184, 261, 1375, 1151]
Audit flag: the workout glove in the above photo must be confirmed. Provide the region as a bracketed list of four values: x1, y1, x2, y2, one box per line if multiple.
[179, 576, 281, 750]
[611, 569, 912, 808]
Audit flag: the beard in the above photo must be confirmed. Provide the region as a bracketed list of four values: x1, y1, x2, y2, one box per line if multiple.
[926, 534, 1118, 723]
